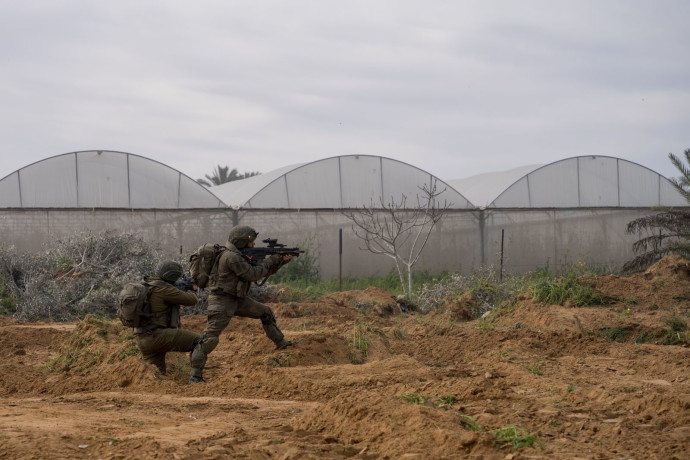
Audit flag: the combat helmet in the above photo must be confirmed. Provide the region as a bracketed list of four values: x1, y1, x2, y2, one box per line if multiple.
[157, 261, 183, 283]
[228, 225, 258, 249]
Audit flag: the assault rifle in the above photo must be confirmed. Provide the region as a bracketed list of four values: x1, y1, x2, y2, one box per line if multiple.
[241, 238, 303, 262]
[242, 238, 303, 285]
[174, 274, 196, 292]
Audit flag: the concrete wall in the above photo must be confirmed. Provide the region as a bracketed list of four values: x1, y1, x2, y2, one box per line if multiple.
[0, 207, 661, 277]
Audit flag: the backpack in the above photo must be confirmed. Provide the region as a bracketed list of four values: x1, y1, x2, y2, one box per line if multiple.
[117, 282, 154, 327]
[188, 243, 226, 289]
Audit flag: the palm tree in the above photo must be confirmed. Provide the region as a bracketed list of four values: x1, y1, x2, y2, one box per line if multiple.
[197, 165, 261, 187]
[623, 148, 690, 272]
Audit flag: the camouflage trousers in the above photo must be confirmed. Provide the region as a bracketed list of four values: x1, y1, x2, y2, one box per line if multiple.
[201, 294, 287, 356]
[135, 327, 205, 378]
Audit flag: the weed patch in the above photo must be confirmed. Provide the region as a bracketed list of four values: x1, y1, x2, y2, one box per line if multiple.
[530, 273, 611, 306]
[457, 414, 481, 431]
[526, 362, 544, 376]
[392, 325, 407, 340]
[435, 395, 457, 409]
[492, 425, 544, 451]
[0, 280, 17, 316]
[397, 393, 429, 405]
[594, 326, 633, 343]
[347, 321, 370, 364]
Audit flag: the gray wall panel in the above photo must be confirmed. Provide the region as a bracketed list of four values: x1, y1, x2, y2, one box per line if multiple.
[0, 207, 668, 279]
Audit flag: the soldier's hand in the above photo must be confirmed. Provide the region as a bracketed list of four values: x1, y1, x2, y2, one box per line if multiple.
[282, 254, 294, 263]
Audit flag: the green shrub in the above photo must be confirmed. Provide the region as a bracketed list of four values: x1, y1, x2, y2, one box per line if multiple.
[0, 280, 17, 315]
[667, 316, 688, 333]
[269, 237, 320, 284]
[530, 273, 611, 306]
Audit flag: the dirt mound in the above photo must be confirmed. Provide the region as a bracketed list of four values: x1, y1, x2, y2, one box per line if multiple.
[317, 286, 402, 316]
[1, 256, 689, 459]
[583, 254, 690, 309]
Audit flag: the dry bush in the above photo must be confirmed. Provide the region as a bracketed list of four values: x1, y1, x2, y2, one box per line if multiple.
[415, 266, 525, 315]
[0, 231, 161, 321]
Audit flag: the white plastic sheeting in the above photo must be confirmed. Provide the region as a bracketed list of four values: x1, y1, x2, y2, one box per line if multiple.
[211, 155, 473, 209]
[0, 151, 226, 208]
[446, 164, 543, 208]
[1, 152, 684, 211]
[489, 156, 685, 208]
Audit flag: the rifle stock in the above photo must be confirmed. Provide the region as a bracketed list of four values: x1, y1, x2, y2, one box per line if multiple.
[174, 274, 196, 292]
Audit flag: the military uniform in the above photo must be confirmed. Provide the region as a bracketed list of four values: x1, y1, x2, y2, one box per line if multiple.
[134, 262, 206, 380]
[199, 226, 292, 363]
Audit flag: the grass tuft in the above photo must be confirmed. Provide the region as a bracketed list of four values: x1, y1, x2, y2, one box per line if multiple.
[347, 321, 370, 364]
[397, 393, 429, 405]
[492, 425, 544, 451]
[530, 273, 611, 306]
[457, 414, 482, 431]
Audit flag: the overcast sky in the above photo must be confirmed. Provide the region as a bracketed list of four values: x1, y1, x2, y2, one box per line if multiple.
[1, 0, 688, 183]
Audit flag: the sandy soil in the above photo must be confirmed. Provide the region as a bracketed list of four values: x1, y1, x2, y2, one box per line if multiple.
[1, 256, 689, 459]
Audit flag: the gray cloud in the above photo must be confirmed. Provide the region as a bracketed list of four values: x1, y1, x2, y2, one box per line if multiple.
[0, 0, 687, 183]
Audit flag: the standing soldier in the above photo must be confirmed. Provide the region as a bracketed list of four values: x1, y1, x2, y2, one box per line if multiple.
[134, 261, 207, 383]
[189, 225, 295, 384]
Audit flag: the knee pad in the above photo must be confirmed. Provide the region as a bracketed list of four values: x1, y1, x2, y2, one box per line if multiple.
[200, 334, 219, 354]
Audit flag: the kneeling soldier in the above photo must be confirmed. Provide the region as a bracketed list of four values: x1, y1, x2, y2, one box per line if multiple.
[134, 261, 207, 384]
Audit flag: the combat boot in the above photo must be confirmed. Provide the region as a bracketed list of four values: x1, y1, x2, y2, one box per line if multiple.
[276, 340, 293, 350]
[188, 376, 206, 384]
[276, 337, 303, 350]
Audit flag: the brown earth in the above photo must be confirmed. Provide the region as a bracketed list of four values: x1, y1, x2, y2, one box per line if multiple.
[1, 256, 689, 459]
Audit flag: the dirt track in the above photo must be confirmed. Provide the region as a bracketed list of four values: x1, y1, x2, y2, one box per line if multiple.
[1, 257, 689, 459]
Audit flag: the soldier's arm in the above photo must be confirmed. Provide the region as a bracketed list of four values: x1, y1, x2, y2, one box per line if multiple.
[226, 252, 281, 282]
[157, 285, 198, 306]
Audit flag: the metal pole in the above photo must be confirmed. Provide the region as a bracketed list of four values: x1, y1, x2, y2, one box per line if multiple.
[500, 228, 505, 282]
[339, 228, 343, 291]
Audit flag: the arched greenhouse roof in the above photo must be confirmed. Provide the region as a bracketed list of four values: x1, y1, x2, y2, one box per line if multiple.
[446, 164, 543, 209]
[0, 150, 226, 209]
[487, 156, 686, 208]
[210, 155, 473, 209]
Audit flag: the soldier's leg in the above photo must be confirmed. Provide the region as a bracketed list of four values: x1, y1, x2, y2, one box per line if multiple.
[189, 335, 208, 380]
[201, 294, 237, 355]
[235, 297, 287, 347]
[149, 327, 208, 381]
[152, 328, 200, 352]
[136, 328, 200, 374]
[145, 352, 167, 373]
[135, 333, 168, 374]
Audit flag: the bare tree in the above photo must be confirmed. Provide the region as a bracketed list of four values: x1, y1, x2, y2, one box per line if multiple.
[342, 179, 451, 297]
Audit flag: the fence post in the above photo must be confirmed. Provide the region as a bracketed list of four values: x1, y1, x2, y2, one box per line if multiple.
[500, 228, 505, 282]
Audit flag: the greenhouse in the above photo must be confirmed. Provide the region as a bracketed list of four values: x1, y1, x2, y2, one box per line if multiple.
[0, 150, 224, 209]
[0, 150, 684, 277]
[210, 155, 472, 209]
